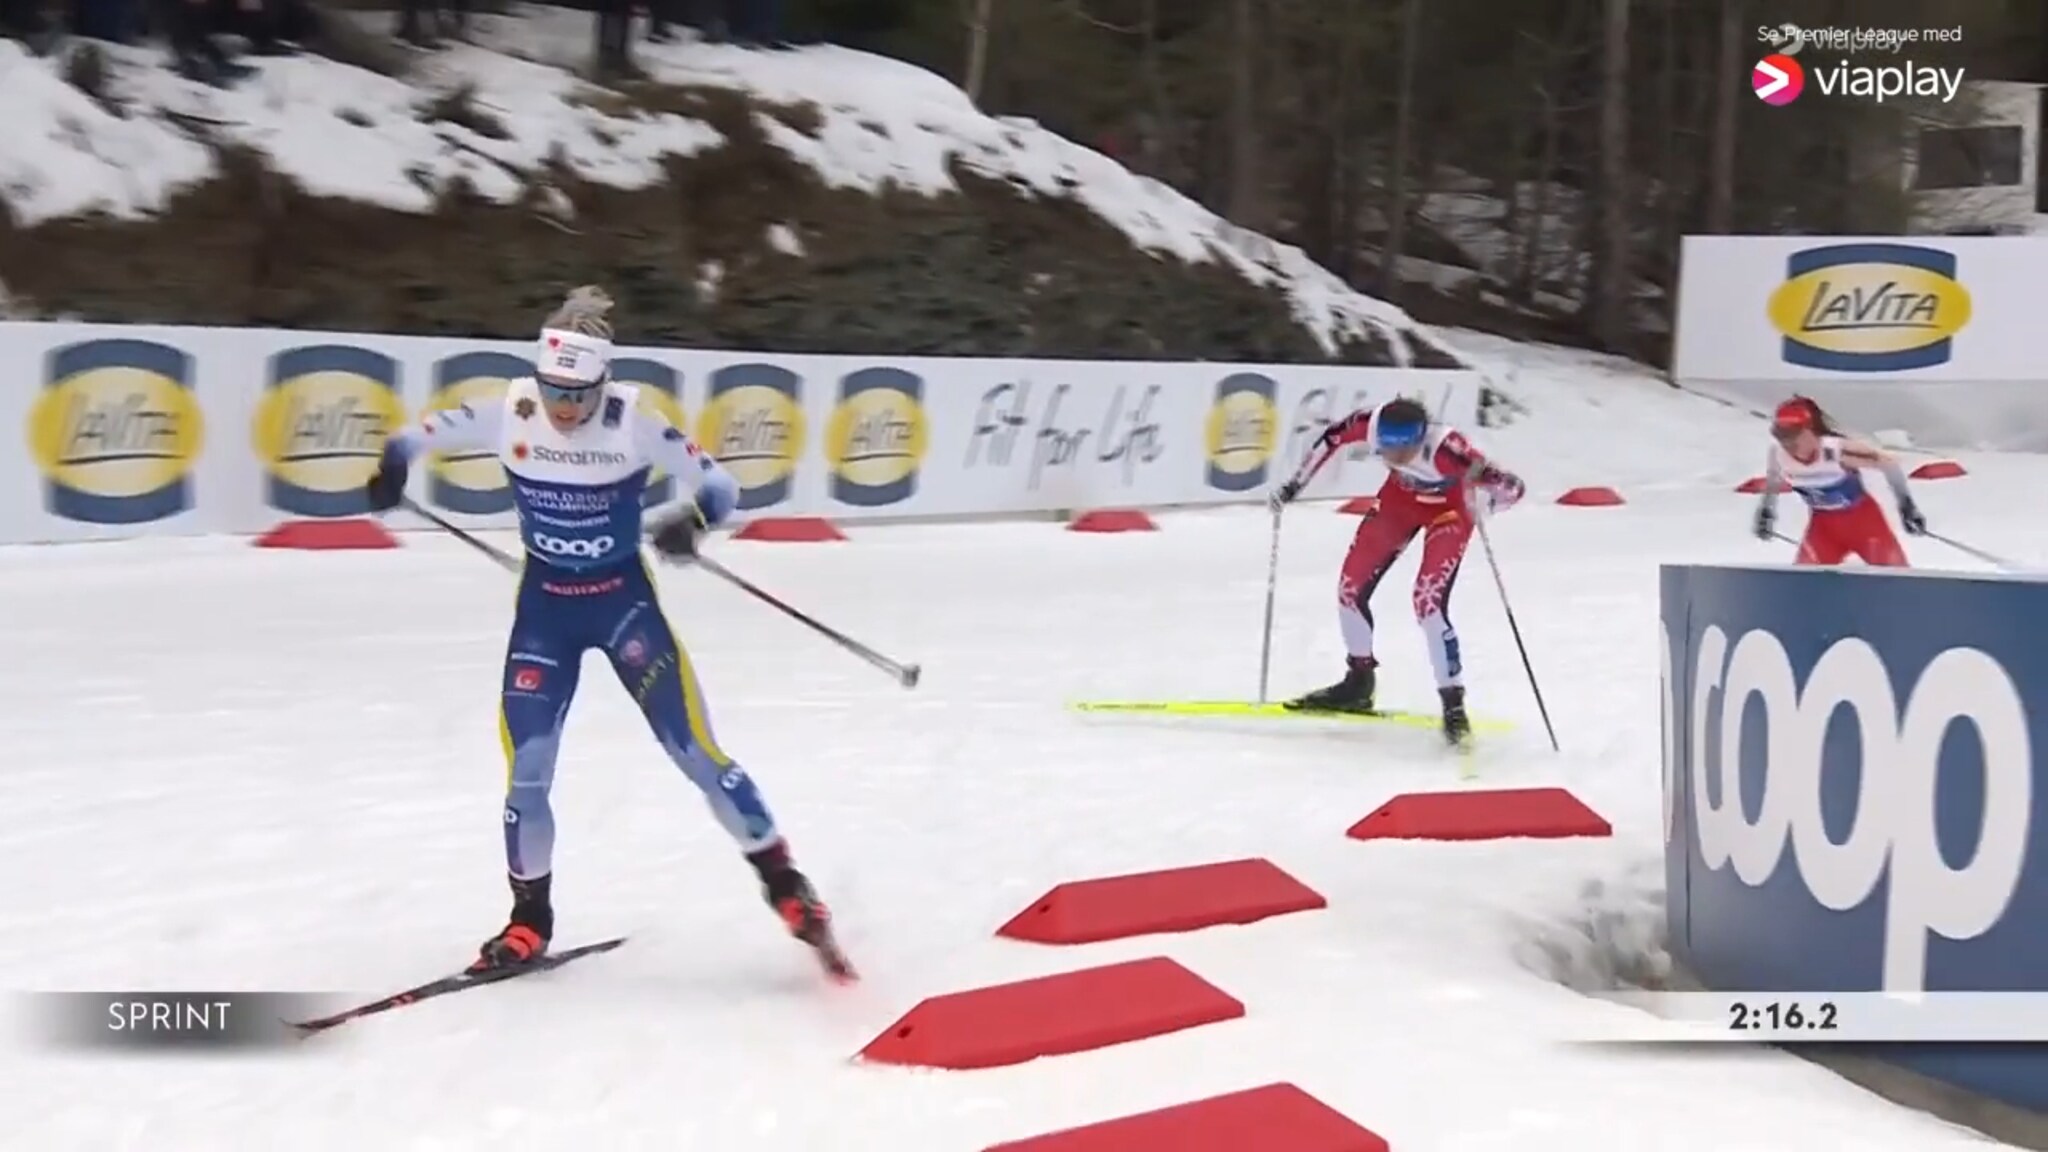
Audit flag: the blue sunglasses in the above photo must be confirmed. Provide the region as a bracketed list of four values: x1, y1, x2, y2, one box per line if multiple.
[537, 377, 601, 404]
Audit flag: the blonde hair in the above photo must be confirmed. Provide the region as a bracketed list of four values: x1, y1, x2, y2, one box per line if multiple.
[545, 284, 615, 340]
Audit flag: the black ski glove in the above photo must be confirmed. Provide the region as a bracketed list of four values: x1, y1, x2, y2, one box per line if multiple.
[1899, 498, 1928, 536]
[365, 458, 408, 512]
[650, 506, 706, 562]
[1752, 503, 1776, 542]
[1267, 478, 1302, 512]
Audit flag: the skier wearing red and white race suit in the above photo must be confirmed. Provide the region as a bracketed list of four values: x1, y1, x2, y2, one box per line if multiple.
[1268, 396, 1526, 746]
[1754, 396, 1925, 566]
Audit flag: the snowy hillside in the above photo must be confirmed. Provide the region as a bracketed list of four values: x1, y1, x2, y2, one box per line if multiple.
[0, 8, 1450, 362]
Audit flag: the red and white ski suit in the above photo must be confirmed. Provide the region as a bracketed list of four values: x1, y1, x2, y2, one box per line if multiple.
[1289, 407, 1525, 689]
[1762, 436, 1909, 567]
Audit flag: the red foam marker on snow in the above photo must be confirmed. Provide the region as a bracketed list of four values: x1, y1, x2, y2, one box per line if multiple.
[730, 517, 845, 542]
[1555, 486, 1624, 506]
[983, 1082, 1390, 1152]
[1347, 786, 1612, 842]
[857, 957, 1242, 1070]
[1067, 509, 1157, 533]
[997, 857, 1326, 945]
[1911, 460, 1966, 480]
[253, 519, 398, 550]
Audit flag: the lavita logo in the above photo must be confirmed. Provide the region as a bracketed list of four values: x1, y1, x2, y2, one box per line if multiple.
[1687, 625, 2033, 991]
[963, 381, 1164, 489]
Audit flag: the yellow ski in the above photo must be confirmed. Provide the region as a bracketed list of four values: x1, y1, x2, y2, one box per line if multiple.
[1069, 699, 1511, 734]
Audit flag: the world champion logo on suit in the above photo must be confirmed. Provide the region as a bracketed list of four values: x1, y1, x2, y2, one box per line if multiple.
[27, 337, 205, 526]
[251, 345, 406, 518]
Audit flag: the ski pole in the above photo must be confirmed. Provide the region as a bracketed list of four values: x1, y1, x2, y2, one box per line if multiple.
[1926, 530, 2020, 571]
[1256, 504, 1283, 704]
[402, 496, 519, 572]
[692, 554, 922, 689]
[1471, 509, 1559, 751]
[402, 497, 920, 688]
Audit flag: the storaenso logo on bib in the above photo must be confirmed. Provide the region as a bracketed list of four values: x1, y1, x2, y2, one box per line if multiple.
[532, 532, 616, 559]
[1767, 243, 1971, 372]
[426, 352, 526, 516]
[252, 345, 403, 518]
[1690, 626, 2032, 991]
[532, 445, 628, 466]
[27, 339, 205, 526]
[696, 363, 804, 512]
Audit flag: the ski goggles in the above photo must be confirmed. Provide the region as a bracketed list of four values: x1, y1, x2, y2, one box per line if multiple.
[536, 375, 603, 404]
[1376, 421, 1427, 450]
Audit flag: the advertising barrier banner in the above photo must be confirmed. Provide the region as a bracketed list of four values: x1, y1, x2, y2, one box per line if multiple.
[1672, 235, 2048, 451]
[0, 322, 1481, 545]
[1662, 563, 2048, 1109]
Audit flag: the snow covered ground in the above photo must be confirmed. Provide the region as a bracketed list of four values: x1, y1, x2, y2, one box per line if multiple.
[1, 340, 2038, 1150]
[0, 7, 1443, 360]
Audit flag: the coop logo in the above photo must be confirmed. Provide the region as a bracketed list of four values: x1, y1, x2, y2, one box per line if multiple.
[695, 363, 804, 512]
[26, 339, 205, 526]
[252, 346, 404, 518]
[1753, 54, 1804, 104]
[424, 352, 525, 516]
[826, 367, 927, 508]
[610, 357, 687, 507]
[1687, 626, 2032, 991]
[1767, 243, 1971, 372]
[1204, 373, 1278, 493]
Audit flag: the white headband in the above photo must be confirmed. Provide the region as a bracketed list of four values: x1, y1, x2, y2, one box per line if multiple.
[538, 327, 612, 385]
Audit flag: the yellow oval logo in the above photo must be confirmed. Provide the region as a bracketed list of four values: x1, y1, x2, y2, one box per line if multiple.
[251, 371, 405, 495]
[696, 384, 806, 492]
[28, 363, 205, 511]
[826, 388, 927, 490]
[425, 377, 512, 492]
[1768, 245, 1970, 371]
[1205, 390, 1276, 477]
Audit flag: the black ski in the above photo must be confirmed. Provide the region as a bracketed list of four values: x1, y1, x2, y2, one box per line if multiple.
[289, 937, 628, 1036]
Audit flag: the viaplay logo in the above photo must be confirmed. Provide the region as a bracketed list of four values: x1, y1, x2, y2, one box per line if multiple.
[1754, 54, 1804, 105]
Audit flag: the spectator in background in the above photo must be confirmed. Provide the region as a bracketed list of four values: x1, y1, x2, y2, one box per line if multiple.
[69, 0, 141, 42]
[395, 0, 463, 49]
[2, 0, 56, 48]
[724, 0, 779, 46]
[157, 0, 251, 82]
[156, 0, 309, 84]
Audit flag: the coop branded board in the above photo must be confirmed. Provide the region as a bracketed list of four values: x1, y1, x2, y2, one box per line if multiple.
[1672, 235, 2048, 450]
[1663, 562, 2048, 1108]
[0, 321, 1480, 544]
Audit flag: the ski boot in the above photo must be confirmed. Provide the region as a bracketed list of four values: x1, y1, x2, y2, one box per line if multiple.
[1440, 686, 1473, 748]
[1284, 656, 1378, 713]
[469, 873, 553, 973]
[747, 842, 856, 982]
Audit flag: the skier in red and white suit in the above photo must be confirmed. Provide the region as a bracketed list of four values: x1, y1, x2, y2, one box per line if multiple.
[1268, 396, 1526, 745]
[1754, 396, 1925, 567]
